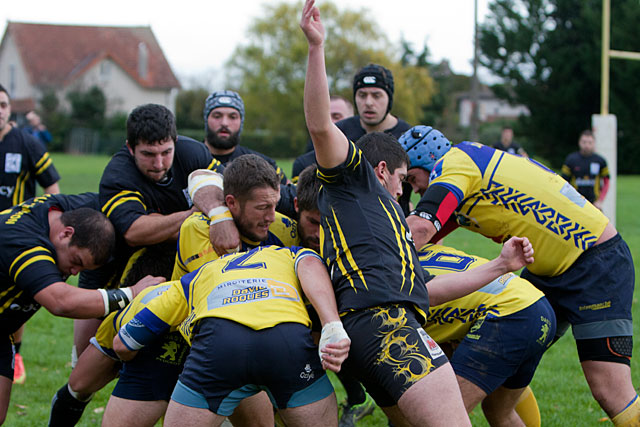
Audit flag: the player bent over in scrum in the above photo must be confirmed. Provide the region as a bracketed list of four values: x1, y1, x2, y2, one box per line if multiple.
[421, 244, 555, 426]
[114, 245, 350, 427]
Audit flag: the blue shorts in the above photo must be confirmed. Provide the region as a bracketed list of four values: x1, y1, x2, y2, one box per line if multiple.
[174, 318, 333, 416]
[341, 305, 449, 407]
[112, 331, 189, 401]
[451, 297, 556, 394]
[522, 234, 634, 340]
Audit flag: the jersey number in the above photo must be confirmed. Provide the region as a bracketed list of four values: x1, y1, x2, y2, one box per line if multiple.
[419, 252, 474, 272]
[222, 251, 266, 273]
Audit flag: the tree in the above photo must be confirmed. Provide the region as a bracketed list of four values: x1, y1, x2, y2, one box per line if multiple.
[479, 0, 640, 172]
[67, 86, 106, 129]
[175, 88, 209, 131]
[224, 1, 434, 155]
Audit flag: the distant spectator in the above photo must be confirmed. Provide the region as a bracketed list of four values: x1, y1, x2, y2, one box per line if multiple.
[493, 126, 528, 157]
[24, 110, 53, 146]
[561, 129, 609, 210]
[329, 95, 354, 124]
[203, 90, 289, 184]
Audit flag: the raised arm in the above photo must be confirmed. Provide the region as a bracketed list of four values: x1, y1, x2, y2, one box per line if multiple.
[426, 236, 534, 306]
[300, 0, 349, 169]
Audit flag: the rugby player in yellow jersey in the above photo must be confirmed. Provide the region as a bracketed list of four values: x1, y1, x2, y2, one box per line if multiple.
[113, 245, 351, 427]
[401, 125, 638, 426]
[421, 244, 554, 426]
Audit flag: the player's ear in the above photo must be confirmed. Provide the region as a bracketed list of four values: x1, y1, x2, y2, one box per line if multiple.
[59, 226, 75, 242]
[373, 161, 387, 181]
[225, 194, 238, 211]
[293, 197, 299, 214]
[126, 141, 134, 156]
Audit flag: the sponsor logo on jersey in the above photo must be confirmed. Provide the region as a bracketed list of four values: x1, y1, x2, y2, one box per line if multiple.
[0, 186, 15, 197]
[5, 153, 22, 173]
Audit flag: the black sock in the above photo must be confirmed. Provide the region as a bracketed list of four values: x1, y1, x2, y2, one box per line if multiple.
[337, 370, 366, 406]
[13, 342, 21, 354]
[48, 383, 91, 427]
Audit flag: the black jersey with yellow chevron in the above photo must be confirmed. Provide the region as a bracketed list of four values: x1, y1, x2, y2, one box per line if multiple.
[316, 141, 428, 322]
[0, 127, 60, 210]
[99, 136, 223, 237]
[0, 192, 99, 335]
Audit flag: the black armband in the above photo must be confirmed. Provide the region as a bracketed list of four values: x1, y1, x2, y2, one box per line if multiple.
[99, 288, 133, 316]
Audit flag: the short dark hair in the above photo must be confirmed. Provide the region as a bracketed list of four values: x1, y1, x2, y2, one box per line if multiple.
[0, 84, 9, 100]
[223, 154, 279, 200]
[580, 129, 594, 138]
[126, 104, 177, 149]
[296, 165, 320, 213]
[356, 132, 409, 173]
[60, 208, 115, 266]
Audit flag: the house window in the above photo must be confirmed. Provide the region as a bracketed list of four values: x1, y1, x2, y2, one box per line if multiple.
[9, 64, 16, 95]
[138, 42, 148, 79]
[100, 61, 111, 80]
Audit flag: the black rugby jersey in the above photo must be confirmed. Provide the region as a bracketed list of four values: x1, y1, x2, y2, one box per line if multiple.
[561, 152, 609, 203]
[0, 193, 98, 335]
[0, 127, 60, 210]
[99, 136, 223, 238]
[317, 141, 429, 322]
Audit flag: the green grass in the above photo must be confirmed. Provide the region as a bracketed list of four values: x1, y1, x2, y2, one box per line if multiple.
[6, 154, 640, 426]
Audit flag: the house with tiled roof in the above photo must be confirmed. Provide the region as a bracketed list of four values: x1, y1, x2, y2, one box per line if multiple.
[0, 22, 181, 116]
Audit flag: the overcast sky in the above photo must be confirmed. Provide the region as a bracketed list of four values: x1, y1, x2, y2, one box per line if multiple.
[2, 0, 492, 86]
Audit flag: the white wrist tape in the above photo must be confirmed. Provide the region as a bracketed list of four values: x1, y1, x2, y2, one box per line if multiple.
[318, 321, 350, 361]
[208, 206, 229, 219]
[208, 206, 234, 225]
[188, 170, 223, 199]
[98, 289, 109, 317]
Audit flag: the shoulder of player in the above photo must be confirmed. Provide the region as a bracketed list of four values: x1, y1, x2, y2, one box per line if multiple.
[387, 118, 411, 138]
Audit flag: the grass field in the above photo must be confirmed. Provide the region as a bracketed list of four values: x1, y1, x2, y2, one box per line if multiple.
[4, 153, 640, 426]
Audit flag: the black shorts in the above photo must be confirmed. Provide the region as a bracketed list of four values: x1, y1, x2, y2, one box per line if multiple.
[175, 318, 332, 415]
[341, 305, 448, 407]
[522, 234, 634, 340]
[0, 335, 14, 380]
[111, 331, 189, 401]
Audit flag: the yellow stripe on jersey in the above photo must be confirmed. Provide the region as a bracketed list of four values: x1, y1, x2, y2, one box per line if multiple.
[379, 197, 416, 294]
[206, 158, 222, 171]
[13, 255, 56, 280]
[327, 206, 367, 292]
[35, 154, 53, 175]
[12, 171, 29, 206]
[0, 290, 24, 314]
[10, 247, 54, 281]
[102, 191, 147, 217]
[345, 142, 361, 170]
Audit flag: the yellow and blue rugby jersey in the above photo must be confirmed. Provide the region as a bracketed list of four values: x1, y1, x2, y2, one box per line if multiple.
[94, 283, 174, 351]
[137, 245, 317, 345]
[99, 136, 223, 237]
[0, 193, 100, 335]
[420, 244, 544, 343]
[171, 211, 300, 280]
[419, 142, 609, 276]
[316, 141, 429, 323]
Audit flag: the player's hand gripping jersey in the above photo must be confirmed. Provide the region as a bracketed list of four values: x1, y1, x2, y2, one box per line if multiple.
[122, 245, 319, 348]
[171, 211, 300, 280]
[416, 142, 609, 276]
[419, 244, 545, 343]
[316, 140, 429, 322]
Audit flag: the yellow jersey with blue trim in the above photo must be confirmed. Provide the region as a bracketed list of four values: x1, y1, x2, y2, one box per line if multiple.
[316, 140, 428, 322]
[136, 245, 316, 345]
[417, 142, 609, 276]
[171, 211, 300, 280]
[419, 244, 544, 343]
[95, 283, 175, 351]
[0, 193, 100, 335]
[99, 136, 223, 238]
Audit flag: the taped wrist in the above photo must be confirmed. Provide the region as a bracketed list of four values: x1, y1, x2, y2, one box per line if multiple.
[208, 206, 234, 225]
[318, 321, 350, 360]
[98, 288, 133, 317]
[188, 170, 223, 199]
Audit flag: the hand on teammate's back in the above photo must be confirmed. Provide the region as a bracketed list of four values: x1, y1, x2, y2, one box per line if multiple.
[130, 275, 166, 298]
